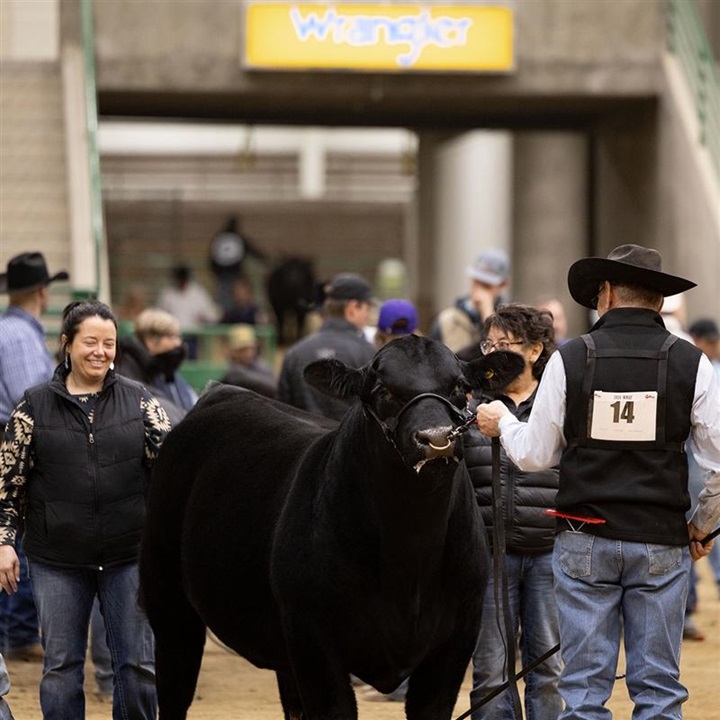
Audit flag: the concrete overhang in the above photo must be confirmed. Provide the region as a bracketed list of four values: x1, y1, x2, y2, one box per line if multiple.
[98, 88, 658, 131]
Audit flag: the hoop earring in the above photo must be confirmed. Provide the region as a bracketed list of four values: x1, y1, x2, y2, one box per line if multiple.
[64, 354, 71, 370]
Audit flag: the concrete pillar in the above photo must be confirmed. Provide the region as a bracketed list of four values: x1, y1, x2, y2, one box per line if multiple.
[0, 0, 59, 61]
[513, 132, 589, 337]
[299, 129, 326, 200]
[416, 131, 512, 328]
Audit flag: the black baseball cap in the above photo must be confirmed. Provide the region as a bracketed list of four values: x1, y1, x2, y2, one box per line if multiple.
[324, 273, 373, 302]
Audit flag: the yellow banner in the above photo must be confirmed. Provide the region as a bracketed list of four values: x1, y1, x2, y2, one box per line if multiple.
[244, 3, 514, 72]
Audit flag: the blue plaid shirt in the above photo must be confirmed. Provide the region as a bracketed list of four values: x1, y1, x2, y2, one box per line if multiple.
[0, 306, 54, 423]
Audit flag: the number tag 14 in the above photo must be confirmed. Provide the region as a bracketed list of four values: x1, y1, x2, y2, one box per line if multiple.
[590, 391, 658, 441]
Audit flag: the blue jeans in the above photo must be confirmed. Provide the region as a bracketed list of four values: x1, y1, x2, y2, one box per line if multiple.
[471, 552, 562, 720]
[552, 531, 689, 720]
[90, 598, 114, 695]
[0, 654, 13, 719]
[709, 542, 720, 584]
[29, 561, 156, 720]
[0, 533, 40, 651]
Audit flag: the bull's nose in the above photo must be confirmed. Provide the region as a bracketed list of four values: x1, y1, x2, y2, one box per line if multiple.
[415, 427, 456, 457]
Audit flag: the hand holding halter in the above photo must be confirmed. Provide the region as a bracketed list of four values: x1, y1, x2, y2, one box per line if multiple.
[701, 527, 720, 546]
[690, 523, 719, 561]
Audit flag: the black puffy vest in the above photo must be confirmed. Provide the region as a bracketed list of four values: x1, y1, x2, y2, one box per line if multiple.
[558, 308, 701, 546]
[22, 369, 148, 568]
[464, 392, 559, 555]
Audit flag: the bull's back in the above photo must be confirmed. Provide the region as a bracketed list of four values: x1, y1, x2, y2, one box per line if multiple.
[142, 385, 333, 669]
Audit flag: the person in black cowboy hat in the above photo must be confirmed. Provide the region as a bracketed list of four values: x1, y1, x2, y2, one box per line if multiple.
[0, 252, 69, 713]
[476, 244, 720, 719]
[0, 251, 69, 432]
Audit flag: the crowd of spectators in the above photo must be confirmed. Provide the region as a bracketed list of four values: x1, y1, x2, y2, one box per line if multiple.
[0, 246, 718, 718]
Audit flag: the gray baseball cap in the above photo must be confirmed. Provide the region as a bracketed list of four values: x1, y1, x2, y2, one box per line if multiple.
[466, 249, 510, 286]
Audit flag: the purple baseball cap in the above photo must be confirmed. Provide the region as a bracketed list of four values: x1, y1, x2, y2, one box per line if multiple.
[377, 299, 419, 335]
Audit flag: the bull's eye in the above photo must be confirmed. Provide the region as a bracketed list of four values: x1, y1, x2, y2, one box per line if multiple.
[371, 385, 395, 406]
[484, 369, 495, 380]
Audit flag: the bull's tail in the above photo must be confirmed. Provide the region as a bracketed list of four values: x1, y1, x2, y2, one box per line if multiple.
[139, 426, 206, 719]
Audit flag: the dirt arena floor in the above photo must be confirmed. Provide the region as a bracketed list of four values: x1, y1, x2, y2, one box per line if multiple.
[5, 560, 719, 719]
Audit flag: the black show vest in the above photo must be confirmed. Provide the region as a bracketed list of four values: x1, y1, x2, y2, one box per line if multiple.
[558, 308, 701, 545]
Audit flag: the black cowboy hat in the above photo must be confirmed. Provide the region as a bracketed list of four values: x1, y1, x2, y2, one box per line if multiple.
[568, 244, 696, 309]
[0, 252, 69, 294]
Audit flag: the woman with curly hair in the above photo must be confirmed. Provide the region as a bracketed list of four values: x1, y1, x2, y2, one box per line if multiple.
[464, 303, 561, 720]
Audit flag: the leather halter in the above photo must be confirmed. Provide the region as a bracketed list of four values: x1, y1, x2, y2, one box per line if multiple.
[363, 392, 474, 452]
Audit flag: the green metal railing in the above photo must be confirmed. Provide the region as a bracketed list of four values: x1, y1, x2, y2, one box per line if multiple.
[666, 0, 720, 184]
[80, 0, 105, 299]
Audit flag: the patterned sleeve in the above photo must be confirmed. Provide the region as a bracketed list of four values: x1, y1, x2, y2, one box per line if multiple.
[0, 400, 35, 546]
[139, 392, 172, 466]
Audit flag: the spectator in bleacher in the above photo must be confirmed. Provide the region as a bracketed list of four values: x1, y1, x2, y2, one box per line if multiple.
[158, 264, 219, 359]
[0, 252, 69, 669]
[117, 308, 197, 425]
[209, 216, 267, 314]
[219, 324, 278, 398]
[158, 264, 219, 329]
[219, 276, 267, 326]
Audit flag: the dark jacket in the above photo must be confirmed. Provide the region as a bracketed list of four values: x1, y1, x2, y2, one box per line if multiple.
[278, 317, 375, 420]
[558, 308, 701, 545]
[12, 366, 170, 568]
[118, 335, 196, 424]
[220, 362, 278, 398]
[464, 390, 559, 555]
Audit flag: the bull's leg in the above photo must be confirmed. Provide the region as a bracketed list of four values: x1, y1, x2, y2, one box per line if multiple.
[404, 633, 477, 720]
[295, 308, 307, 342]
[281, 614, 358, 720]
[275, 307, 286, 346]
[146, 594, 206, 719]
[277, 670, 305, 720]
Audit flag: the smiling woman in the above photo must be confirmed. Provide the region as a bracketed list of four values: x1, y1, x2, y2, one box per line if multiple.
[0, 300, 172, 720]
[62, 304, 118, 395]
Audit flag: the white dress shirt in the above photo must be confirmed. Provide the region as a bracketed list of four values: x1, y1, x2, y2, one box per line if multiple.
[498, 351, 720, 535]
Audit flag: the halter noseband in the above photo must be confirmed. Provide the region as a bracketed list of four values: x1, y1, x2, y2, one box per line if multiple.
[363, 392, 476, 452]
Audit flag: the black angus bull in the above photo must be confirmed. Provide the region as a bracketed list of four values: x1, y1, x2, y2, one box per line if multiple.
[267, 257, 316, 345]
[139, 335, 523, 720]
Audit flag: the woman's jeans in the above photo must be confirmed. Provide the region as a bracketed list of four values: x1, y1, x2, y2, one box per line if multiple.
[471, 551, 562, 720]
[29, 561, 156, 720]
[552, 531, 689, 720]
[0, 653, 13, 719]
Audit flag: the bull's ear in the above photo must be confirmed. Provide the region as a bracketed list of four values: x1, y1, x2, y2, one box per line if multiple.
[461, 350, 525, 391]
[303, 359, 365, 399]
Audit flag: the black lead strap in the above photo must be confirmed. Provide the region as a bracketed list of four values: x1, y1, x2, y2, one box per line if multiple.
[455, 642, 561, 720]
[489, 436, 523, 719]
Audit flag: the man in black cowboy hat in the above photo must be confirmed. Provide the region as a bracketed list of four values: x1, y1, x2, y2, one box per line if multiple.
[0, 251, 69, 668]
[476, 244, 720, 719]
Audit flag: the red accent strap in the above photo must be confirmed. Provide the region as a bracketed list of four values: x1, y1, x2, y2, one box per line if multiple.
[545, 509, 606, 525]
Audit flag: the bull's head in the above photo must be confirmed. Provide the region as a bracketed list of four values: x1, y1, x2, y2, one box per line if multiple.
[303, 335, 524, 473]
